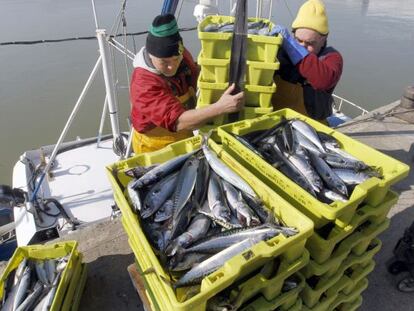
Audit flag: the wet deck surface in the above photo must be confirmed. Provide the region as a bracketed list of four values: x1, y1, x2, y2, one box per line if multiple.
[1, 101, 414, 310]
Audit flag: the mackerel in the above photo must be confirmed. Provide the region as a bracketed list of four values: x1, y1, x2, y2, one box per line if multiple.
[202, 135, 257, 198]
[135, 150, 198, 188]
[141, 171, 179, 219]
[207, 172, 232, 224]
[172, 156, 200, 217]
[182, 225, 282, 254]
[290, 120, 325, 153]
[332, 169, 371, 185]
[221, 180, 260, 226]
[309, 153, 348, 197]
[174, 238, 261, 288]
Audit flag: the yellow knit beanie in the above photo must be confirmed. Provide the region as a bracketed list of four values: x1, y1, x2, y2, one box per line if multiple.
[292, 0, 329, 35]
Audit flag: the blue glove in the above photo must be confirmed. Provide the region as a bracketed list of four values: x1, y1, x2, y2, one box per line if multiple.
[270, 25, 309, 65]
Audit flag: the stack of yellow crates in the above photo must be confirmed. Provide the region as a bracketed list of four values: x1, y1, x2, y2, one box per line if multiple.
[0, 241, 87, 311]
[196, 15, 282, 131]
[107, 134, 313, 311]
[216, 108, 410, 310]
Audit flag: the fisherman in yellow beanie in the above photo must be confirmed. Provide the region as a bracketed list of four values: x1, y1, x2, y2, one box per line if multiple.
[271, 0, 343, 122]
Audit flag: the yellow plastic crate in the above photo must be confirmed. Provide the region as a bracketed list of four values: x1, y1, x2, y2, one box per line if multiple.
[307, 191, 397, 264]
[329, 279, 368, 310]
[228, 251, 308, 305]
[196, 96, 273, 130]
[301, 254, 376, 308]
[198, 55, 230, 83]
[61, 254, 86, 311]
[247, 60, 280, 86]
[198, 78, 277, 108]
[301, 276, 347, 311]
[106, 135, 313, 311]
[217, 108, 409, 229]
[239, 273, 305, 311]
[0, 241, 81, 311]
[335, 295, 363, 311]
[198, 15, 283, 62]
[302, 232, 383, 280]
[197, 54, 279, 86]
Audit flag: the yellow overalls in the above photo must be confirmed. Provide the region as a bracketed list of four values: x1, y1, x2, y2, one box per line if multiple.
[132, 88, 196, 154]
[272, 76, 328, 125]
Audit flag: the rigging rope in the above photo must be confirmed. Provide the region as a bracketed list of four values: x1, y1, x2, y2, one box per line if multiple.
[0, 27, 196, 46]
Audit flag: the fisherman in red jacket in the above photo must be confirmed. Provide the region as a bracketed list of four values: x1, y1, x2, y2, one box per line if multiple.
[272, 0, 343, 122]
[130, 14, 244, 153]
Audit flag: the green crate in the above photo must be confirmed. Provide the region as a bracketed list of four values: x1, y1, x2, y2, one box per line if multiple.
[106, 135, 313, 311]
[307, 191, 397, 264]
[198, 15, 283, 62]
[197, 55, 279, 86]
[198, 78, 277, 108]
[61, 254, 87, 311]
[244, 83, 277, 107]
[198, 55, 230, 83]
[0, 241, 81, 311]
[247, 60, 280, 86]
[229, 251, 308, 305]
[301, 255, 375, 308]
[239, 273, 304, 311]
[288, 298, 303, 311]
[302, 274, 354, 310]
[330, 279, 368, 310]
[62, 263, 87, 311]
[196, 96, 273, 130]
[302, 230, 383, 279]
[342, 260, 375, 295]
[217, 108, 409, 229]
[335, 295, 363, 311]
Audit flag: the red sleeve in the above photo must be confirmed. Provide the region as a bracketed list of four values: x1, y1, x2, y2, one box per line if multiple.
[297, 51, 343, 91]
[131, 68, 186, 132]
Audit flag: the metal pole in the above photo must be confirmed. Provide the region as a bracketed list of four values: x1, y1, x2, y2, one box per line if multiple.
[30, 57, 103, 202]
[91, 0, 100, 29]
[96, 29, 123, 153]
[97, 95, 108, 148]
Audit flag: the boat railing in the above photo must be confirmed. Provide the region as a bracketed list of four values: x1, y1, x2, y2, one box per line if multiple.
[332, 94, 369, 116]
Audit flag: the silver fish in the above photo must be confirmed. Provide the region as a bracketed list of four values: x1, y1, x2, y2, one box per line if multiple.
[154, 199, 174, 222]
[208, 172, 232, 224]
[203, 23, 220, 32]
[198, 209, 241, 230]
[166, 214, 211, 256]
[35, 261, 49, 286]
[182, 225, 281, 255]
[135, 150, 197, 188]
[169, 253, 211, 272]
[202, 135, 257, 198]
[13, 265, 31, 311]
[319, 189, 348, 203]
[172, 156, 200, 217]
[141, 171, 179, 219]
[323, 153, 368, 171]
[15, 282, 43, 311]
[45, 259, 56, 285]
[284, 152, 323, 194]
[332, 169, 371, 185]
[127, 180, 142, 213]
[221, 180, 260, 227]
[174, 237, 266, 288]
[309, 153, 348, 197]
[290, 120, 325, 153]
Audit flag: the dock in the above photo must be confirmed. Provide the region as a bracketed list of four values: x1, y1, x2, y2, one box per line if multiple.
[1, 100, 413, 310]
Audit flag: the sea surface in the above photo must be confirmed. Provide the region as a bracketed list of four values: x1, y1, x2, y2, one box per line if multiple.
[0, 0, 413, 184]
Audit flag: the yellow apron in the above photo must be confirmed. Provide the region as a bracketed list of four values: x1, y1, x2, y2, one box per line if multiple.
[132, 89, 195, 154]
[272, 75, 328, 125]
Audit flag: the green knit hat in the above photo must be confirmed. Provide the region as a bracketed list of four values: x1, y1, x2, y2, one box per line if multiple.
[146, 14, 183, 58]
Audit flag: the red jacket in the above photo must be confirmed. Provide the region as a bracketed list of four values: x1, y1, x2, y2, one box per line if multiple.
[130, 48, 199, 133]
[298, 50, 343, 91]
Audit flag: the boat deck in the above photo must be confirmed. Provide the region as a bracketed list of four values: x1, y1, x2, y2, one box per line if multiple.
[2, 101, 414, 310]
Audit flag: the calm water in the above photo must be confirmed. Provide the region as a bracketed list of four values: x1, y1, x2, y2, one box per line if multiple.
[0, 0, 413, 184]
